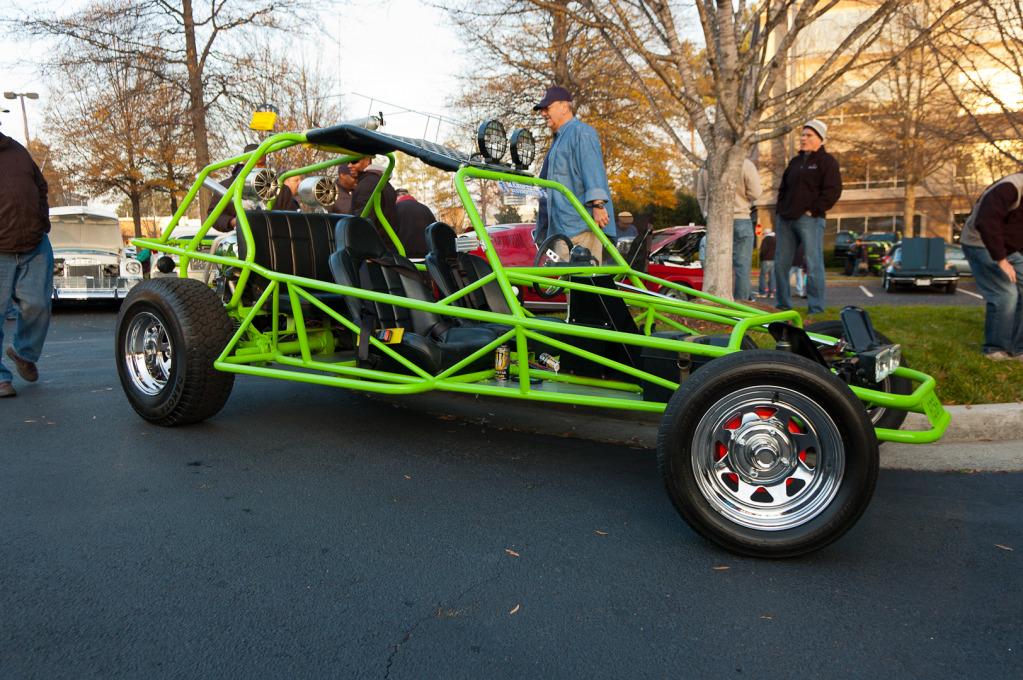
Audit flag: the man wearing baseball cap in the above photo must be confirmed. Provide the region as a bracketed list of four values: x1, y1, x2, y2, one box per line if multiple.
[533, 86, 615, 261]
[773, 118, 842, 314]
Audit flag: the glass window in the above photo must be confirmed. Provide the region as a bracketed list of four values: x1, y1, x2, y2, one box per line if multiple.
[842, 216, 865, 231]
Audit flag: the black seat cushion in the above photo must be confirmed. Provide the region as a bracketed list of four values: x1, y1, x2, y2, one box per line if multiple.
[330, 216, 500, 373]
[238, 210, 349, 316]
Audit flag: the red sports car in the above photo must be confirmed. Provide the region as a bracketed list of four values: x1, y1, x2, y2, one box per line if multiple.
[456, 223, 705, 307]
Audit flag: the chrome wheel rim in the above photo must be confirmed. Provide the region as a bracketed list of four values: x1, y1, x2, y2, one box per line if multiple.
[124, 311, 173, 396]
[691, 386, 845, 531]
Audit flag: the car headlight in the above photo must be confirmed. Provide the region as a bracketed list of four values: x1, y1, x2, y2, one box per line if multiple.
[124, 260, 143, 276]
[53, 259, 65, 277]
[509, 128, 535, 168]
[477, 119, 507, 162]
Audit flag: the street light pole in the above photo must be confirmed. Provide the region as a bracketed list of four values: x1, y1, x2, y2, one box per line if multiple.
[3, 91, 40, 144]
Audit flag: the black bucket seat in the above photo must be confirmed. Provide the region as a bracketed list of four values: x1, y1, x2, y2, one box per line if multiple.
[328, 216, 499, 374]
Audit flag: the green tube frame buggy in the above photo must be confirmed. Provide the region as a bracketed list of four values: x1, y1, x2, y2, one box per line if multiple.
[116, 122, 950, 558]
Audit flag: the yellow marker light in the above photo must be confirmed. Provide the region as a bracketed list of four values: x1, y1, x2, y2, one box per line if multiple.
[249, 111, 277, 131]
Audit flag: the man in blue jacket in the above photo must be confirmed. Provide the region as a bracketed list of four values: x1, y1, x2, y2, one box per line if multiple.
[533, 86, 615, 262]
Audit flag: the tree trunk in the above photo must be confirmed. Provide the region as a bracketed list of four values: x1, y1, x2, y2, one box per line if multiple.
[703, 145, 748, 300]
[903, 183, 918, 237]
[551, 1, 570, 87]
[130, 190, 143, 239]
[181, 0, 211, 216]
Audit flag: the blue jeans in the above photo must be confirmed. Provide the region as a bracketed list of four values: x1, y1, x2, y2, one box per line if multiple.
[962, 245, 1023, 354]
[774, 215, 826, 313]
[759, 260, 775, 295]
[0, 235, 54, 383]
[732, 219, 755, 301]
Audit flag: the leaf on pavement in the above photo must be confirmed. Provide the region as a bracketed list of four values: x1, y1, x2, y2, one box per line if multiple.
[760, 614, 774, 620]
[594, 530, 608, 536]
[712, 565, 730, 571]
[509, 604, 520, 615]
[504, 548, 520, 558]
[995, 544, 1013, 551]
[403, 474, 411, 480]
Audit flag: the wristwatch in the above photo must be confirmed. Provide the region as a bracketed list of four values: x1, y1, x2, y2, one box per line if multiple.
[591, 201, 606, 208]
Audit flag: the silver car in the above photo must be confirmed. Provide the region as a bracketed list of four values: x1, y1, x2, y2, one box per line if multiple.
[50, 206, 143, 301]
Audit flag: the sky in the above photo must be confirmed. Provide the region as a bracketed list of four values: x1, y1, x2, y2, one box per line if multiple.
[0, 0, 469, 146]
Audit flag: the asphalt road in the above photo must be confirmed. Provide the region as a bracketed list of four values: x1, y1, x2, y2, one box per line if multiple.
[2, 308, 1021, 679]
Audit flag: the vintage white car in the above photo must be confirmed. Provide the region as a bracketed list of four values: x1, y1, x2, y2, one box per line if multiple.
[50, 206, 143, 301]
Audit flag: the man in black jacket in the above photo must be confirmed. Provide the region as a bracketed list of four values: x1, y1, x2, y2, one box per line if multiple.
[773, 119, 842, 314]
[347, 156, 398, 249]
[0, 131, 52, 398]
[959, 173, 1023, 359]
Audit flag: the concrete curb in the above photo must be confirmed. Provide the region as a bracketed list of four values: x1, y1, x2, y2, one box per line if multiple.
[373, 394, 1023, 472]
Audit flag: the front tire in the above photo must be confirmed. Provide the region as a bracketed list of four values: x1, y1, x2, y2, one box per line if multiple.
[116, 278, 235, 426]
[657, 350, 879, 558]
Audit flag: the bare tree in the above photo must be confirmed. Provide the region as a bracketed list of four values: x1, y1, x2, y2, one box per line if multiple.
[16, 0, 311, 205]
[501, 0, 979, 298]
[445, 1, 685, 214]
[931, 0, 1023, 166]
[227, 40, 345, 173]
[841, 1, 977, 237]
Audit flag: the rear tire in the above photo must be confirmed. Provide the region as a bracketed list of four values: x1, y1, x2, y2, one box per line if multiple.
[944, 281, 958, 294]
[805, 320, 911, 431]
[116, 278, 235, 426]
[657, 350, 879, 558]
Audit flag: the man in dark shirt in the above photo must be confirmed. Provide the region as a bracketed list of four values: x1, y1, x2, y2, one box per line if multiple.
[959, 173, 1023, 359]
[773, 119, 842, 314]
[0, 131, 52, 398]
[394, 191, 437, 259]
[347, 156, 398, 249]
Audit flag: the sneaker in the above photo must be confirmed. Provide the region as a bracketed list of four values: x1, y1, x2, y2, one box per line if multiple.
[5, 347, 38, 382]
[984, 350, 1012, 361]
[0, 381, 15, 398]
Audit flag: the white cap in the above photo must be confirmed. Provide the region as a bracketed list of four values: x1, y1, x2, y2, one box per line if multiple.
[803, 119, 827, 142]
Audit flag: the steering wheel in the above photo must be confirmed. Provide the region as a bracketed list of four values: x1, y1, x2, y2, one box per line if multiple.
[532, 234, 575, 298]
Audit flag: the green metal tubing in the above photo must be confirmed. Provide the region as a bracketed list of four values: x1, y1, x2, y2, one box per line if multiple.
[507, 271, 747, 328]
[435, 328, 516, 381]
[522, 329, 678, 391]
[631, 270, 766, 316]
[650, 311, 697, 335]
[291, 286, 434, 379]
[728, 311, 803, 349]
[453, 168, 526, 319]
[436, 271, 496, 307]
[438, 377, 665, 413]
[287, 283, 313, 362]
[217, 282, 279, 363]
[508, 364, 643, 393]
[274, 355, 424, 385]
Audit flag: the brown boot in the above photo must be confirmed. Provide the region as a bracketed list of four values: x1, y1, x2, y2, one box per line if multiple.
[0, 381, 15, 398]
[5, 347, 38, 382]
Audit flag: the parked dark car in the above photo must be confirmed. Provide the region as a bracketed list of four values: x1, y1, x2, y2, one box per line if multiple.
[882, 237, 960, 293]
[833, 230, 858, 259]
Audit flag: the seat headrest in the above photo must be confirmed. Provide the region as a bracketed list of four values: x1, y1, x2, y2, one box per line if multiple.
[336, 215, 386, 261]
[425, 222, 458, 259]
